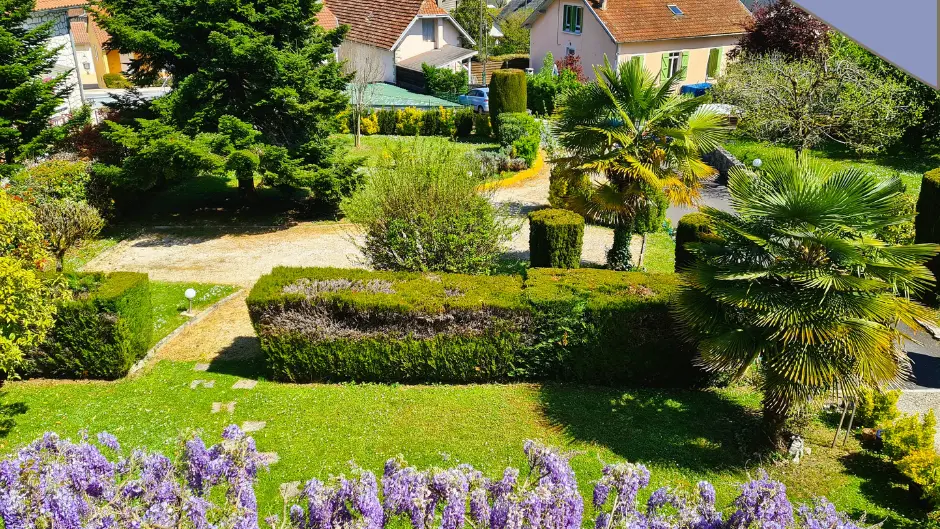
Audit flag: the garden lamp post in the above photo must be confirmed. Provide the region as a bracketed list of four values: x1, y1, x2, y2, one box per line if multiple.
[185, 288, 196, 313]
[752, 158, 763, 169]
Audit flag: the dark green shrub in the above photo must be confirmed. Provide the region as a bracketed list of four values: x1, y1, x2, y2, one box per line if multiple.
[915, 168, 940, 299]
[454, 108, 474, 136]
[497, 112, 540, 166]
[527, 68, 581, 116]
[529, 209, 583, 268]
[548, 163, 590, 209]
[523, 268, 703, 386]
[376, 109, 398, 135]
[675, 213, 719, 272]
[27, 272, 152, 379]
[474, 112, 491, 137]
[248, 267, 527, 383]
[488, 69, 527, 135]
[103, 73, 132, 88]
[422, 63, 469, 95]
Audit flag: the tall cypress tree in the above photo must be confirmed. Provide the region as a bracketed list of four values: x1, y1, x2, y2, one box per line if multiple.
[0, 0, 73, 165]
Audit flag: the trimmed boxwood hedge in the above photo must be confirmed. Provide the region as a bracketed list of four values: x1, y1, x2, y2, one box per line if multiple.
[488, 69, 527, 135]
[248, 266, 701, 386]
[27, 272, 152, 379]
[915, 168, 940, 300]
[675, 213, 718, 272]
[528, 208, 584, 268]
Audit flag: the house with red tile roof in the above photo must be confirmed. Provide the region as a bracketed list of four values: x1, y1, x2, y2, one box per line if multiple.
[323, 0, 477, 85]
[524, 0, 752, 83]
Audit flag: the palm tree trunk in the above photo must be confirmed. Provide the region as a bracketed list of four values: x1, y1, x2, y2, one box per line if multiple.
[762, 395, 791, 452]
[607, 225, 633, 271]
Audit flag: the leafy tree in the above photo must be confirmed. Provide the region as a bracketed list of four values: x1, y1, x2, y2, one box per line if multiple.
[492, 8, 531, 56]
[0, 0, 76, 166]
[714, 53, 913, 155]
[553, 57, 727, 270]
[453, 0, 495, 56]
[674, 153, 938, 448]
[422, 64, 469, 95]
[34, 198, 105, 272]
[0, 189, 48, 267]
[95, 0, 358, 198]
[731, 0, 829, 60]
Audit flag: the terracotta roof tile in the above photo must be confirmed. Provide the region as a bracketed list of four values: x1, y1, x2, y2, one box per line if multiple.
[592, 0, 752, 42]
[315, 3, 340, 30]
[34, 0, 86, 11]
[69, 20, 89, 45]
[66, 7, 85, 16]
[324, 0, 447, 50]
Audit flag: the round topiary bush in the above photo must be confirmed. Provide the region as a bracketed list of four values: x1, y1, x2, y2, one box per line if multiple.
[915, 168, 940, 299]
[528, 208, 584, 268]
[489, 69, 527, 135]
[675, 212, 718, 272]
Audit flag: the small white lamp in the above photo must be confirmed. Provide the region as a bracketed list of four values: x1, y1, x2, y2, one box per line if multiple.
[184, 288, 197, 313]
[752, 158, 763, 169]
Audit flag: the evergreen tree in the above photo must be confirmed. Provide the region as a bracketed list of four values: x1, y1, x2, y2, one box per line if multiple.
[0, 0, 74, 165]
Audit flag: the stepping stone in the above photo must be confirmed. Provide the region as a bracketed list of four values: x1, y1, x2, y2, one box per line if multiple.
[189, 380, 216, 389]
[232, 379, 257, 390]
[194, 363, 210, 372]
[258, 452, 279, 465]
[242, 421, 266, 432]
[211, 402, 236, 414]
[280, 481, 301, 500]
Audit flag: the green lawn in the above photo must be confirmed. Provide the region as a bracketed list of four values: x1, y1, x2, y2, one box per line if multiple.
[726, 139, 938, 197]
[0, 361, 926, 527]
[149, 282, 239, 346]
[335, 134, 499, 167]
[641, 231, 675, 274]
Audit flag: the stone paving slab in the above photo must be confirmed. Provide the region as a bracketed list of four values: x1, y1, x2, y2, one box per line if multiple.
[189, 380, 215, 389]
[232, 379, 257, 390]
[194, 363, 210, 372]
[211, 402, 236, 414]
[280, 481, 302, 500]
[242, 421, 266, 432]
[259, 452, 279, 465]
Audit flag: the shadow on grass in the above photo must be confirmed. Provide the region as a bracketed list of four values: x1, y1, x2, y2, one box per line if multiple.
[840, 451, 931, 525]
[0, 396, 28, 438]
[537, 384, 766, 473]
[206, 336, 266, 379]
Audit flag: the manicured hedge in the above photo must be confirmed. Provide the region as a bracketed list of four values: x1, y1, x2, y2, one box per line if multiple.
[675, 213, 718, 272]
[488, 69, 527, 135]
[523, 268, 702, 386]
[248, 266, 702, 386]
[528, 208, 583, 268]
[915, 168, 940, 299]
[247, 267, 528, 383]
[27, 272, 152, 379]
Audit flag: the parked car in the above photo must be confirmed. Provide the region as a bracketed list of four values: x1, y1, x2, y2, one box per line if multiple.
[458, 88, 489, 113]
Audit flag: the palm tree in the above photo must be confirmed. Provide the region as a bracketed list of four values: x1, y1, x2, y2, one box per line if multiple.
[553, 56, 728, 269]
[674, 152, 938, 448]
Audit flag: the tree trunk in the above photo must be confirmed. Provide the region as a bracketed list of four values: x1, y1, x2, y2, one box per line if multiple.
[762, 397, 791, 452]
[238, 177, 255, 197]
[355, 109, 361, 148]
[55, 250, 66, 272]
[607, 225, 633, 271]
[636, 233, 648, 269]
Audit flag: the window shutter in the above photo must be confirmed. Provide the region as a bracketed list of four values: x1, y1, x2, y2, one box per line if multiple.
[631, 55, 643, 69]
[706, 48, 719, 78]
[717, 46, 724, 76]
[679, 51, 689, 80]
[576, 7, 582, 32]
[562, 6, 568, 32]
[660, 54, 669, 83]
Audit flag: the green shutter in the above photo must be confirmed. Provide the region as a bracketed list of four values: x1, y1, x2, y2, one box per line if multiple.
[660, 54, 669, 83]
[576, 7, 582, 33]
[562, 6, 569, 32]
[706, 48, 719, 78]
[679, 51, 689, 80]
[716, 46, 724, 76]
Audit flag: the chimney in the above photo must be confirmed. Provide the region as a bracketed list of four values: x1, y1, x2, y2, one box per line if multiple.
[598, 0, 608, 9]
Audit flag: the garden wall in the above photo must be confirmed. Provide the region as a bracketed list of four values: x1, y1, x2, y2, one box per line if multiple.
[247, 267, 701, 386]
[24, 272, 153, 380]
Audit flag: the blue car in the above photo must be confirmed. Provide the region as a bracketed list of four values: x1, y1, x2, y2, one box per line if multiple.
[458, 88, 489, 113]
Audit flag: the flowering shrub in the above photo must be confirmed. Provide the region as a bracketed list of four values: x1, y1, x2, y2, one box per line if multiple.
[0, 427, 870, 529]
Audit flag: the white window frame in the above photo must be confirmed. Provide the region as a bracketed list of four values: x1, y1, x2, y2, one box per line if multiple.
[667, 51, 682, 77]
[422, 19, 436, 42]
[562, 4, 583, 35]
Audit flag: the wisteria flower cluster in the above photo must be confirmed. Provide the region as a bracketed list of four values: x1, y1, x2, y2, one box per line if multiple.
[0, 427, 871, 529]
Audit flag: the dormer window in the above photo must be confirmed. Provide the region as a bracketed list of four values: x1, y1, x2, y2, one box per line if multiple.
[422, 19, 435, 42]
[667, 4, 683, 15]
[562, 5, 583, 34]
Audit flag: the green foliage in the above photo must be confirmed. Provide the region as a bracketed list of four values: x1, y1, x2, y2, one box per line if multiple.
[528, 208, 583, 268]
[33, 199, 105, 272]
[225, 149, 260, 179]
[26, 272, 152, 380]
[341, 140, 516, 274]
[554, 57, 727, 270]
[897, 450, 940, 508]
[395, 108, 423, 136]
[488, 69, 527, 135]
[0, 191, 50, 267]
[674, 153, 939, 446]
[454, 107, 474, 137]
[103, 73, 133, 89]
[548, 162, 590, 209]
[420, 107, 456, 137]
[491, 9, 531, 56]
[452, 0, 496, 54]
[0, 256, 56, 372]
[915, 168, 940, 300]
[497, 112, 540, 167]
[883, 411, 937, 460]
[10, 160, 91, 203]
[527, 68, 581, 116]
[375, 109, 397, 135]
[422, 64, 469, 96]
[0, 0, 73, 163]
[877, 192, 916, 245]
[854, 387, 900, 428]
[674, 213, 717, 272]
[474, 112, 491, 137]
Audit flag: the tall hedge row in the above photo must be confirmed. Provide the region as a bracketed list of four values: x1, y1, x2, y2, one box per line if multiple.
[675, 213, 718, 272]
[26, 272, 152, 379]
[915, 168, 940, 299]
[528, 208, 583, 268]
[247, 266, 702, 386]
[488, 69, 527, 135]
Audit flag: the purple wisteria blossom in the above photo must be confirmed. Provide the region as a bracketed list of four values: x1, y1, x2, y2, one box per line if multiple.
[290, 467, 383, 529]
[728, 470, 793, 529]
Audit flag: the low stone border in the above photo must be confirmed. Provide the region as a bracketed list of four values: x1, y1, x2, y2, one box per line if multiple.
[128, 288, 245, 376]
[477, 151, 546, 192]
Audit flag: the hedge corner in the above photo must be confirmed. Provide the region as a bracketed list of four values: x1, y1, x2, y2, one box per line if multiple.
[528, 208, 584, 269]
[675, 213, 716, 272]
[915, 168, 940, 299]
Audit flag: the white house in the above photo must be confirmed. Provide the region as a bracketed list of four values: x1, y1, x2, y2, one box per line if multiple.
[323, 0, 478, 85]
[524, 0, 752, 83]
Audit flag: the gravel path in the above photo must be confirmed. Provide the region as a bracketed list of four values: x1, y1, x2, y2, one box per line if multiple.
[157, 290, 260, 363]
[85, 163, 639, 284]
